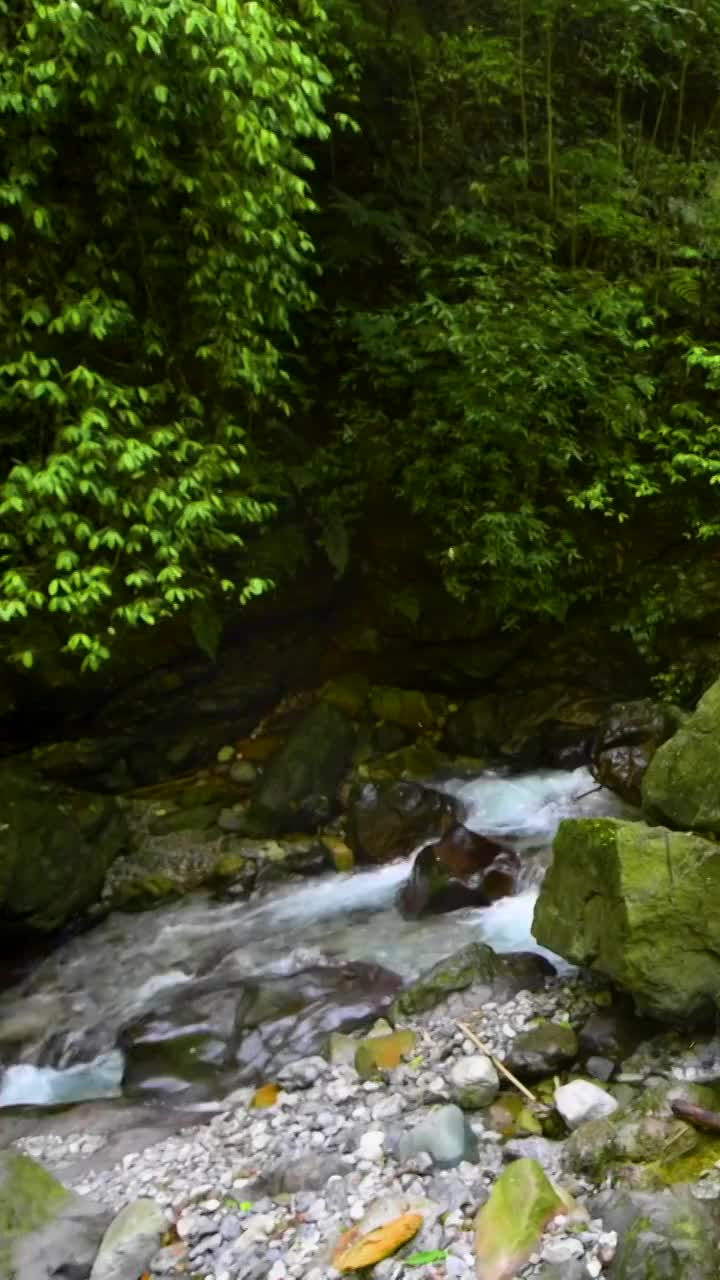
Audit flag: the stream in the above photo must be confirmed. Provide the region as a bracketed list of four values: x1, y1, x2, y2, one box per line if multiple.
[0, 766, 626, 1110]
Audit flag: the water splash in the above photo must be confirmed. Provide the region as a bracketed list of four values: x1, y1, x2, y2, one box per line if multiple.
[0, 766, 625, 1109]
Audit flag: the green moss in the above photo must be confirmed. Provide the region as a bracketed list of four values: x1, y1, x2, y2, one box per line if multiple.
[640, 1135, 720, 1188]
[0, 1152, 71, 1274]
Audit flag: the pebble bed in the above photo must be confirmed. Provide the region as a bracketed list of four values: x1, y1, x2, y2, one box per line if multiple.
[14, 975, 621, 1280]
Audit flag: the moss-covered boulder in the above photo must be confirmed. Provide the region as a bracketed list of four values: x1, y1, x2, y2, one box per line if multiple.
[533, 817, 720, 1023]
[0, 1150, 111, 1279]
[392, 943, 553, 1019]
[642, 677, 720, 831]
[249, 702, 358, 833]
[593, 1186, 720, 1279]
[0, 765, 127, 934]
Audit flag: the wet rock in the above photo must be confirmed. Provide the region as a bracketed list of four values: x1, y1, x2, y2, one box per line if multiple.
[396, 840, 491, 918]
[391, 944, 501, 1018]
[507, 1022, 579, 1080]
[0, 1150, 111, 1280]
[591, 699, 678, 804]
[398, 1104, 478, 1169]
[0, 765, 127, 934]
[592, 1185, 720, 1279]
[249, 702, 357, 834]
[643, 677, 720, 832]
[347, 780, 457, 865]
[448, 1054, 499, 1108]
[533, 817, 720, 1023]
[394, 944, 555, 1020]
[90, 1198, 167, 1280]
[554, 1080, 618, 1129]
[120, 962, 401, 1097]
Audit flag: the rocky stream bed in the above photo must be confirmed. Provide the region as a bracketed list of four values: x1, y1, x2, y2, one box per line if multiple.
[4, 676, 720, 1279]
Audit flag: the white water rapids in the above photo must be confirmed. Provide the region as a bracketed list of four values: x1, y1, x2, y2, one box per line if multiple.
[0, 767, 626, 1109]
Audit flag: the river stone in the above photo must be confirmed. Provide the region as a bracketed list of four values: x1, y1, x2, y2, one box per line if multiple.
[0, 765, 127, 934]
[507, 1022, 579, 1079]
[120, 962, 401, 1097]
[554, 1079, 618, 1129]
[347, 779, 457, 865]
[398, 1103, 478, 1169]
[591, 699, 678, 805]
[0, 1150, 111, 1280]
[642, 676, 720, 832]
[592, 1185, 720, 1279]
[391, 943, 501, 1017]
[249, 702, 357, 833]
[397, 840, 489, 918]
[449, 1054, 499, 1108]
[532, 817, 720, 1023]
[90, 1198, 167, 1280]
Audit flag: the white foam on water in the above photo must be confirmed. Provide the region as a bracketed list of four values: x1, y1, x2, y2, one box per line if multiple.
[0, 1051, 124, 1108]
[0, 766, 625, 1108]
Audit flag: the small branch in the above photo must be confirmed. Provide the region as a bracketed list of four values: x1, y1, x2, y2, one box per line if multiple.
[457, 1021, 538, 1103]
[671, 1099, 720, 1133]
[573, 786, 602, 801]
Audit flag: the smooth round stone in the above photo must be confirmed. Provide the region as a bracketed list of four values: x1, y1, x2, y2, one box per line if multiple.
[398, 1104, 478, 1170]
[449, 1054, 499, 1108]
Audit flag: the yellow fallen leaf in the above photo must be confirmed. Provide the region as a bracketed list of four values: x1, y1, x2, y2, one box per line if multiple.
[250, 1082, 280, 1109]
[333, 1212, 423, 1271]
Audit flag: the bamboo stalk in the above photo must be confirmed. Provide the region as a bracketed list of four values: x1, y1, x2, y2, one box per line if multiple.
[457, 1021, 538, 1103]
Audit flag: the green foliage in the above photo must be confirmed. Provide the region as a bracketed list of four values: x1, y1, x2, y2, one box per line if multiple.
[303, 0, 720, 634]
[0, 0, 336, 667]
[5, 0, 720, 673]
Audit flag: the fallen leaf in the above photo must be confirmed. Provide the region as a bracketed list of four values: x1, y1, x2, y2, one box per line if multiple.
[474, 1158, 565, 1280]
[251, 1082, 280, 1109]
[354, 1029, 417, 1078]
[333, 1211, 423, 1271]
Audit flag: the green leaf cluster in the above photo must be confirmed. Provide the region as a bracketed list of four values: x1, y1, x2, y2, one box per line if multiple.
[0, 0, 336, 667]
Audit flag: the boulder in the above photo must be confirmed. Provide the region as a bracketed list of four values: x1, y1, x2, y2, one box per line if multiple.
[392, 943, 554, 1019]
[0, 1150, 111, 1280]
[643, 677, 720, 831]
[90, 1199, 167, 1280]
[346, 780, 457, 864]
[397, 825, 518, 919]
[593, 1186, 719, 1279]
[592, 699, 679, 804]
[119, 961, 402, 1097]
[0, 765, 127, 934]
[249, 702, 357, 833]
[506, 1022, 579, 1080]
[532, 817, 720, 1023]
[397, 840, 490, 918]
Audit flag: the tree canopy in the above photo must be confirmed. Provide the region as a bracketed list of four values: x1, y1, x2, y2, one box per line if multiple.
[2, 0, 720, 669]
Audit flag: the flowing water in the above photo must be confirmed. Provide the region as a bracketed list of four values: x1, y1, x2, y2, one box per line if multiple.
[0, 766, 626, 1109]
